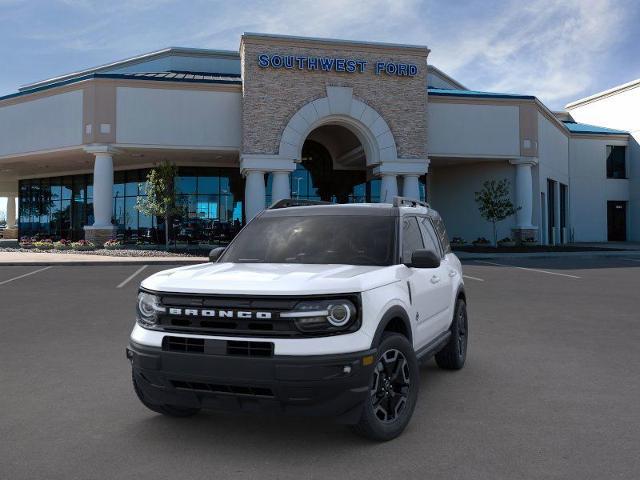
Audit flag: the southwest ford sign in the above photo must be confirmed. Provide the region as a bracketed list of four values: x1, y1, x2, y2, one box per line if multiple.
[257, 54, 418, 77]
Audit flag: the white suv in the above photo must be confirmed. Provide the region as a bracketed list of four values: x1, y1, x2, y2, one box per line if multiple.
[127, 197, 468, 441]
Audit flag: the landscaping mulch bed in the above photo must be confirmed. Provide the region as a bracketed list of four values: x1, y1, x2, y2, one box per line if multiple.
[0, 247, 203, 257]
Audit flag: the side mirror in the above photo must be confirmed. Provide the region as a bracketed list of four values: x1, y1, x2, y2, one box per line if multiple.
[407, 249, 440, 269]
[208, 247, 226, 262]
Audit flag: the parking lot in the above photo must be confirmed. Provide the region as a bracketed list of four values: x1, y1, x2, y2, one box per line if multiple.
[1, 256, 639, 479]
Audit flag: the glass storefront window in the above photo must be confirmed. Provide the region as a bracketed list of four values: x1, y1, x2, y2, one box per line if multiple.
[18, 167, 244, 245]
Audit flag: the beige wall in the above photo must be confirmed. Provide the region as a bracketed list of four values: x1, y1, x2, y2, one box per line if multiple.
[427, 102, 520, 157]
[0, 90, 83, 157]
[240, 35, 429, 159]
[115, 86, 242, 148]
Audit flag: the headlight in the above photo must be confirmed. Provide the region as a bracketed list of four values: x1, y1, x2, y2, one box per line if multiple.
[136, 292, 165, 327]
[282, 298, 358, 334]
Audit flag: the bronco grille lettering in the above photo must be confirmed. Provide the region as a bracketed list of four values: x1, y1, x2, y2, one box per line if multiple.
[165, 308, 273, 319]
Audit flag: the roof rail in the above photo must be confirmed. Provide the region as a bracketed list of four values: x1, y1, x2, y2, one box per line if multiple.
[268, 198, 332, 209]
[392, 196, 430, 209]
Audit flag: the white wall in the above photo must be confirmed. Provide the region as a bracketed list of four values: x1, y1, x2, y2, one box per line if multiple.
[116, 87, 242, 148]
[427, 102, 520, 157]
[569, 137, 629, 241]
[430, 161, 517, 243]
[0, 90, 83, 156]
[536, 113, 569, 242]
[568, 86, 639, 241]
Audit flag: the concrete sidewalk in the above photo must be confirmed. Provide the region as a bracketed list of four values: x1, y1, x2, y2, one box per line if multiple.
[456, 249, 640, 260]
[0, 251, 207, 266]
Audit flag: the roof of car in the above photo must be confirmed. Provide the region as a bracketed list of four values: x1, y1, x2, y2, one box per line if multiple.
[261, 202, 435, 217]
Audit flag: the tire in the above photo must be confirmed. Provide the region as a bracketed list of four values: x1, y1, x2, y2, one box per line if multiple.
[352, 333, 420, 441]
[435, 298, 468, 370]
[132, 371, 200, 418]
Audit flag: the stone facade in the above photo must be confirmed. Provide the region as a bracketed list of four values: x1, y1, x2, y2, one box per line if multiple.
[84, 226, 117, 246]
[240, 34, 429, 161]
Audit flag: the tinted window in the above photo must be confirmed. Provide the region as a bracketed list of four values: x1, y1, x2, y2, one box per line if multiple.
[432, 215, 451, 254]
[606, 146, 626, 179]
[401, 217, 424, 263]
[221, 215, 396, 266]
[418, 217, 442, 257]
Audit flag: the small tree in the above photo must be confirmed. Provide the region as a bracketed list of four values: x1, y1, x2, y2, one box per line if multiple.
[136, 161, 181, 250]
[474, 179, 519, 246]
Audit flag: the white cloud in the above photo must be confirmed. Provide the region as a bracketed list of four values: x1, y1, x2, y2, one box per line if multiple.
[426, 0, 628, 107]
[2, 0, 635, 109]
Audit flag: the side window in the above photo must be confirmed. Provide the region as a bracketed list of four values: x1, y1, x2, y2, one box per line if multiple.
[402, 216, 424, 263]
[418, 217, 442, 257]
[432, 215, 452, 254]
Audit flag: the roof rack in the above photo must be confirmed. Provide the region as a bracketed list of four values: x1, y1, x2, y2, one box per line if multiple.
[268, 198, 332, 209]
[392, 196, 430, 209]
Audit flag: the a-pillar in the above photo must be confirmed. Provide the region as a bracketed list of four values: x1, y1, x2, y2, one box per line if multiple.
[509, 157, 539, 242]
[83, 145, 117, 245]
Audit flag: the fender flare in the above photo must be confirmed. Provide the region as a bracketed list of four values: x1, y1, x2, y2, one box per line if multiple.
[370, 305, 413, 348]
[446, 284, 467, 330]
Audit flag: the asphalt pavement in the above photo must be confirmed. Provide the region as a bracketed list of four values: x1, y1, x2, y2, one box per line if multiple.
[1, 257, 639, 479]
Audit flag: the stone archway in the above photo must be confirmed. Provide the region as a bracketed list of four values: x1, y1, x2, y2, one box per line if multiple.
[278, 86, 398, 166]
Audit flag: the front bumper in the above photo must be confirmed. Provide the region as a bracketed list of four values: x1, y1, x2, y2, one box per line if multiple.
[128, 341, 376, 424]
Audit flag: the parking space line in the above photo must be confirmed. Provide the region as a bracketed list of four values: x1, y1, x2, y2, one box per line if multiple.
[624, 258, 640, 263]
[463, 274, 484, 282]
[116, 265, 148, 289]
[0, 266, 52, 286]
[474, 260, 581, 279]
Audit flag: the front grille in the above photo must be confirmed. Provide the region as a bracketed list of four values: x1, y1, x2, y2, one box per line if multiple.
[163, 336, 205, 353]
[157, 294, 298, 337]
[171, 380, 274, 398]
[153, 293, 361, 338]
[162, 336, 274, 357]
[227, 340, 274, 357]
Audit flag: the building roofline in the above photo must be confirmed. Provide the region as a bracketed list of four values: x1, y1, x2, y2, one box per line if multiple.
[241, 32, 430, 55]
[428, 87, 535, 100]
[565, 78, 640, 109]
[2, 72, 241, 104]
[427, 65, 467, 90]
[19, 46, 240, 92]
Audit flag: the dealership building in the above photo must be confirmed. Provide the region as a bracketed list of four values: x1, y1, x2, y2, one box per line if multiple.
[0, 33, 637, 245]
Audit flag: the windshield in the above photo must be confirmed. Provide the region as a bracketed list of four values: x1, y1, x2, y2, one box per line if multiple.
[220, 215, 396, 266]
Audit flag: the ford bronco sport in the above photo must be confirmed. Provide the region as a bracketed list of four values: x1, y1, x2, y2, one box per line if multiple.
[127, 197, 468, 441]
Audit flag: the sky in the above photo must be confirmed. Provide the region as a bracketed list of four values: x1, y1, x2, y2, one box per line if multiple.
[1, 0, 640, 214]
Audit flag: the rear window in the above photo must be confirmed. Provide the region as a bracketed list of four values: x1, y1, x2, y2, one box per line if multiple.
[220, 215, 397, 266]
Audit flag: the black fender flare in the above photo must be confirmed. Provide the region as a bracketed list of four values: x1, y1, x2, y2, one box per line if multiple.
[446, 284, 467, 330]
[370, 305, 413, 348]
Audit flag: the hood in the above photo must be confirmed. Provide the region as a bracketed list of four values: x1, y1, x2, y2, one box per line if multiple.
[141, 262, 400, 295]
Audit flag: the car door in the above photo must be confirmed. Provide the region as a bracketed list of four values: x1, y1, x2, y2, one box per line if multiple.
[400, 216, 448, 349]
[419, 216, 455, 334]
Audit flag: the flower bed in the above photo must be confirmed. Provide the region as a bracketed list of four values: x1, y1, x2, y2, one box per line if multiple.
[70, 240, 96, 251]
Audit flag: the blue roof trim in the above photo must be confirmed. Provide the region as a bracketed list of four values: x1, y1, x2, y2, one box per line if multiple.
[428, 87, 535, 100]
[562, 121, 628, 135]
[0, 72, 242, 102]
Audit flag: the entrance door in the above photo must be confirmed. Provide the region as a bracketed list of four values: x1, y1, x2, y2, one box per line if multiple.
[607, 201, 627, 241]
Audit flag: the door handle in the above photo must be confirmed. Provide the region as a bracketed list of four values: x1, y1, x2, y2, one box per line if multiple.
[430, 275, 441, 284]
[449, 270, 457, 277]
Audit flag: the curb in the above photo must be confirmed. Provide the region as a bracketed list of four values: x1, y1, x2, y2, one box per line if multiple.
[0, 259, 206, 266]
[458, 251, 640, 261]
